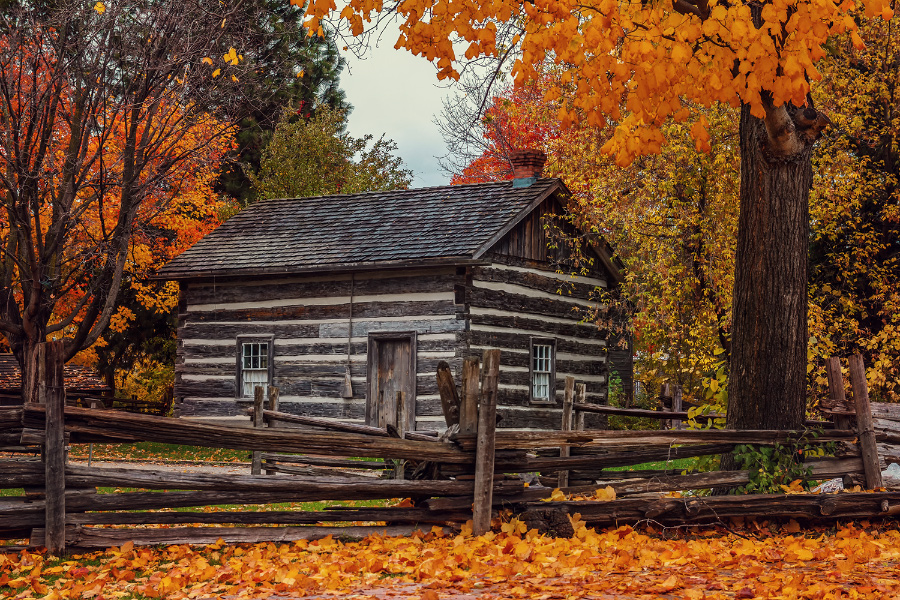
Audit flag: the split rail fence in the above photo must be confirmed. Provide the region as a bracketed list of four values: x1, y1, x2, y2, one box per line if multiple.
[2, 342, 900, 554]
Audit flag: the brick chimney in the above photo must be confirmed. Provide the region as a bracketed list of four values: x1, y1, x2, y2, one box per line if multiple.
[510, 148, 547, 188]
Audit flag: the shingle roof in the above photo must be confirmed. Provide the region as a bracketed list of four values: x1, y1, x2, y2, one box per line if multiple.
[155, 178, 565, 280]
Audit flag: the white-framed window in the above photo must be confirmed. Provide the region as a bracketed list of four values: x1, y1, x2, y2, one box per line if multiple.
[239, 340, 271, 398]
[530, 338, 556, 403]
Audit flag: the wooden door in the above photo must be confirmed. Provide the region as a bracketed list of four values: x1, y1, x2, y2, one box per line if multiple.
[367, 333, 416, 431]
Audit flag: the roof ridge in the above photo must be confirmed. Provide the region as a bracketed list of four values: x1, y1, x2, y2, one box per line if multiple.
[253, 177, 559, 205]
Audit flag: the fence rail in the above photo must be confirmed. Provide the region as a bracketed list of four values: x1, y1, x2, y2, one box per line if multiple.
[1, 346, 897, 553]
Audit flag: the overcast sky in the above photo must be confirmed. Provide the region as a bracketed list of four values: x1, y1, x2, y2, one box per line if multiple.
[338, 34, 454, 188]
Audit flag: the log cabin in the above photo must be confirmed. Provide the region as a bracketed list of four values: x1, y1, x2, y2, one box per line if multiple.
[154, 150, 630, 430]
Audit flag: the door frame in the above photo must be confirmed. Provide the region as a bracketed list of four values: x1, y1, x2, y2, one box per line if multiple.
[365, 331, 417, 430]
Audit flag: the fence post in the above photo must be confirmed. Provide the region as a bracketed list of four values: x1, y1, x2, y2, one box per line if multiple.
[42, 341, 66, 555]
[825, 357, 852, 430]
[251, 386, 265, 475]
[659, 383, 671, 430]
[436, 361, 461, 427]
[459, 357, 480, 436]
[672, 385, 684, 430]
[574, 383, 586, 432]
[264, 386, 280, 475]
[395, 391, 407, 480]
[558, 376, 575, 488]
[849, 354, 884, 489]
[473, 349, 500, 536]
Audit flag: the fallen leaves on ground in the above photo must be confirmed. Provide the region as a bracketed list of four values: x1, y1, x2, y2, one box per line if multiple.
[3, 521, 900, 599]
[65, 443, 249, 464]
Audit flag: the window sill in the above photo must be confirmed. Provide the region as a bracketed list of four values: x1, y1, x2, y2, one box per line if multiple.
[529, 399, 559, 407]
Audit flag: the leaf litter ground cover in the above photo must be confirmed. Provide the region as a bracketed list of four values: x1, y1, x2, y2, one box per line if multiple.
[2, 520, 900, 599]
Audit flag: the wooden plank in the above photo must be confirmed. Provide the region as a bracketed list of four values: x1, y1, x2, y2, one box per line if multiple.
[23, 479, 527, 514]
[501, 443, 739, 473]
[0, 407, 24, 428]
[574, 383, 587, 431]
[466, 328, 607, 357]
[825, 357, 852, 430]
[471, 265, 601, 303]
[473, 349, 500, 535]
[42, 341, 66, 555]
[186, 299, 457, 323]
[572, 403, 719, 421]
[849, 354, 884, 489]
[532, 491, 900, 526]
[0, 460, 45, 487]
[262, 452, 385, 470]
[436, 361, 461, 427]
[468, 312, 607, 341]
[265, 386, 280, 475]
[184, 271, 457, 306]
[459, 358, 480, 436]
[66, 506, 471, 526]
[871, 402, 900, 421]
[558, 376, 575, 488]
[467, 287, 595, 321]
[62, 465, 526, 497]
[251, 386, 265, 475]
[453, 428, 858, 451]
[24, 406, 473, 463]
[32, 525, 447, 549]
[672, 385, 684, 430]
[258, 409, 389, 437]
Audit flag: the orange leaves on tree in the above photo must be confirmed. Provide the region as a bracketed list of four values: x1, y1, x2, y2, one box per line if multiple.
[311, 0, 892, 163]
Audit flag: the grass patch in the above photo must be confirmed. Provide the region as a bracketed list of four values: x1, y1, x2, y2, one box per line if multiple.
[67, 442, 250, 463]
[605, 458, 696, 472]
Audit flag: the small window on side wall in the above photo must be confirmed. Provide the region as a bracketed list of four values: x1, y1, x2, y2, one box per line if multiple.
[530, 338, 556, 404]
[237, 339, 273, 398]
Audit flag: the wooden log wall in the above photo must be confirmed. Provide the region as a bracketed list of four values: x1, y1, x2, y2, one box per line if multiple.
[464, 258, 611, 429]
[176, 267, 469, 431]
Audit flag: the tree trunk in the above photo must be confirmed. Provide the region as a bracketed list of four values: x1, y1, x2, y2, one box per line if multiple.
[727, 102, 821, 434]
[20, 333, 52, 405]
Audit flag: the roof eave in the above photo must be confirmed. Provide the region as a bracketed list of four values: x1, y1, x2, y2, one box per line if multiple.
[150, 256, 490, 282]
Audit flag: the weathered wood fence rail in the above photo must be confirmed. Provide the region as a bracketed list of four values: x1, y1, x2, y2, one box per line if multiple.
[1, 344, 898, 554]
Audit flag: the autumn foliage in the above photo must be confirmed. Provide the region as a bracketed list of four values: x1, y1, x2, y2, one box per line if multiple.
[306, 0, 892, 163]
[3, 522, 900, 598]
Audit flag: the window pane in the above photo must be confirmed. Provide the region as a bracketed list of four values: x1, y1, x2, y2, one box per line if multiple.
[533, 372, 550, 400]
[241, 342, 270, 397]
[532, 343, 553, 401]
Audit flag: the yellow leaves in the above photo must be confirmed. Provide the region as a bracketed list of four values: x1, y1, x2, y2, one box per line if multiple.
[93, 2, 105, 14]
[500, 518, 528, 536]
[201, 57, 213, 65]
[108, 307, 135, 333]
[6, 524, 900, 599]
[594, 486, 616, 501]
[222, 47, 240, 65]
[212, 68, 221, 78]
[779, 479, 806, 494]
[543, 488, 567, 502]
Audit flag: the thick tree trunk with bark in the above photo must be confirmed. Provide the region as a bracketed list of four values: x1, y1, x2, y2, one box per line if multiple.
[727, 101, 828, 433]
